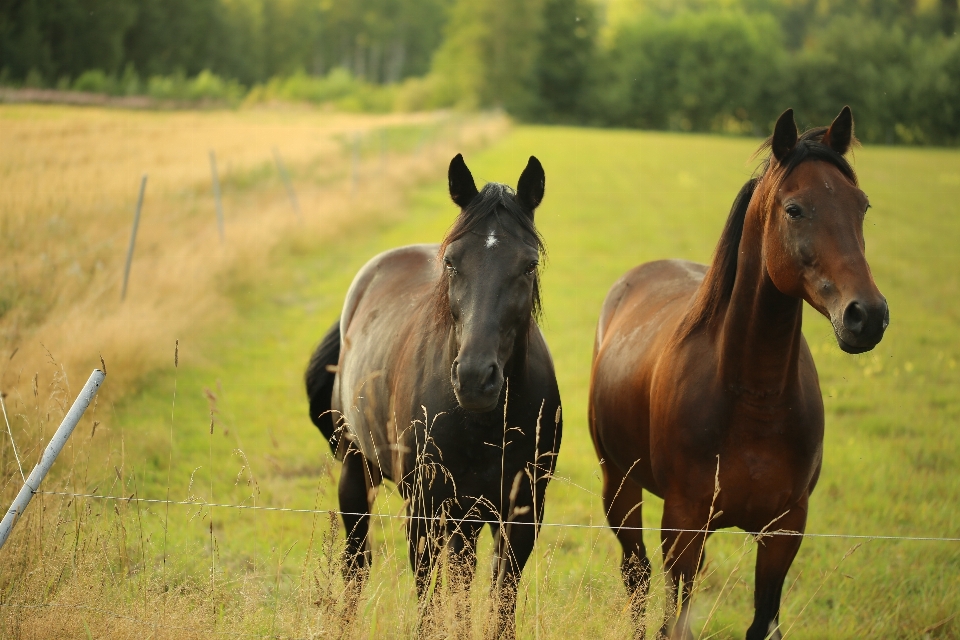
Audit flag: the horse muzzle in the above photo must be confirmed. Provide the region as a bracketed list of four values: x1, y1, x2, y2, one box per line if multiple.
[451, 359, 503, 412]
[833, 296, 889, 354]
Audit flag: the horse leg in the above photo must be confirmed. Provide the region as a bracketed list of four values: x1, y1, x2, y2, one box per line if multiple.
[408, 500, 444, 633]
[660, 499, 708, 640]
[489, 512, 538, 639]
[338, 444, 381, 611]
[602, 463, 651, 634]
[444, 520, 482, 633]
[746, 500, 808, 640]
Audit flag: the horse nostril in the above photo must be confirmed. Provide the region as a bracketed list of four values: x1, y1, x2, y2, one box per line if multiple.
[843, 301, 867, 336]
[882, 302, 890, 331]
[481, 363, 499, 391]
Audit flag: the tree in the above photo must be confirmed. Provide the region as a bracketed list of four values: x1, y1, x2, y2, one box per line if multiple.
[532, 0, 598, 121]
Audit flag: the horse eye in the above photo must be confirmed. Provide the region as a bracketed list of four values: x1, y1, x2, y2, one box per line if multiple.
[524, 261, 538, 276]
[444, 258, 457, 275]
[785, 204, 802, 219]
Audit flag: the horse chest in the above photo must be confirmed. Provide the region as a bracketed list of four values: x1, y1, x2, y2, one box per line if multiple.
[651, 387, 822, 512]
[398, 417, 530, 498]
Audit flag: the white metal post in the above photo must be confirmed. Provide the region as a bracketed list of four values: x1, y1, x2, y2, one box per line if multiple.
[0, 369, 106, 551]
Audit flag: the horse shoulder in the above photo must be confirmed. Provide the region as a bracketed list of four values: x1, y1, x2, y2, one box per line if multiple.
[340, 244, 440, 334]
[597, 259, 705, 341]
[335, 244, 441, 472]
[590, 260, 707, 493]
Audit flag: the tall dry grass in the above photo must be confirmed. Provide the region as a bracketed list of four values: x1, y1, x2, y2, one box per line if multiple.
[0, 104, 514, 638]
[0, 371, 809, 640]
[0, 105, 506, 406]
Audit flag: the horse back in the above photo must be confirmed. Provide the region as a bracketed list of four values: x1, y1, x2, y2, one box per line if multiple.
[334, 244, 440, 471]
[590, 259, 706, 494]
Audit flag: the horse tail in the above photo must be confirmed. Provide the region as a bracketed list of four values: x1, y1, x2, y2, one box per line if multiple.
[305, 320, 341, 455]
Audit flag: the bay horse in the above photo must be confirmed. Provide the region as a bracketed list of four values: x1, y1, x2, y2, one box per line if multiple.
[589, 107, 888, 639]
[306, 154, 562, 637]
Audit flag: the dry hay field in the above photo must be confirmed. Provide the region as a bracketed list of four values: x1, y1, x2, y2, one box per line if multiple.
[0, 106, 958, 639]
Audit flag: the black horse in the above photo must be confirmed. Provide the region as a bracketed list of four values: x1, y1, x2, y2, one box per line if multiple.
[306, 154, 562, 636]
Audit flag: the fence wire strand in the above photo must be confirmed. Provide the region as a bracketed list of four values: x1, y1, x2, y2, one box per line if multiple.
[35, 490, 960, 543]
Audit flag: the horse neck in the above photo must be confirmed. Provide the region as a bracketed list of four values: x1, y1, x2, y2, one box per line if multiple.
[715, 198, 805, 399]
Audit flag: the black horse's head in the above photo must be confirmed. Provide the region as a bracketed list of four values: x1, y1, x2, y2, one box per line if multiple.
[433, 154, 546, 412]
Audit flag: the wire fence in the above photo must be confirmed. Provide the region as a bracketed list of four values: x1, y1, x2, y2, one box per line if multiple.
[35, 490, 960, 544]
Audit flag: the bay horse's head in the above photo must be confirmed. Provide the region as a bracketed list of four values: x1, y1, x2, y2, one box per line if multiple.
[434, 154, 545, 412]
[758, 107, 888, 354]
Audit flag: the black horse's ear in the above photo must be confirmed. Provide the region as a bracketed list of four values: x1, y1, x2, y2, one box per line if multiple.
[823, 105, 854, 155]
[448, 154, 479, 209]
[772, 109, 798, 163]
[516, 156, 545, 213]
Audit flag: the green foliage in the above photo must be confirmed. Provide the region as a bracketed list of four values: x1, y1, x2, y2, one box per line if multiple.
[577, 4, 960, 143]
[430, 0, 543, 112]
[0, 0, 137, 84]
[146, 70, 246, 103]
[595, 11, 784, 132]
[72, 69, 112, 94]
[0, 0, 453, 87]
[245, 69, 397, 112]
[531, 0, 599, 122]
[1, 0, 959, 143]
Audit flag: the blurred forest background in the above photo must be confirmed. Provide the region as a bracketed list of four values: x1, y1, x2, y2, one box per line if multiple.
[1, 0, 958, 143]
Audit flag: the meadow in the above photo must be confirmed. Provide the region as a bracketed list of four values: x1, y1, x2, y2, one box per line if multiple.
[1, 108, 959, 639]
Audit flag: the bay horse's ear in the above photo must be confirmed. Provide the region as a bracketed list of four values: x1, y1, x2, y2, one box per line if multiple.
[449, 153, 479, 208]
[823, 105, 854, 155]
[516, 156, 545, 213]
[772, 109, 798, 163]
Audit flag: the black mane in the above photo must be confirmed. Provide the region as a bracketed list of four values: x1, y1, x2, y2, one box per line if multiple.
[432, 182, 546, 331]
[682, 127, 859, 334]
[440, 181, 544, 253]
[757, 126, 859, 191]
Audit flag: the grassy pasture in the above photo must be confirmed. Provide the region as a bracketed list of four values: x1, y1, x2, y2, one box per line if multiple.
[2, 116, 959, 638]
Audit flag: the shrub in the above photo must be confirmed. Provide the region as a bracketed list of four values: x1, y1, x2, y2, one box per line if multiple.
[244, 69, 397, 112]
[73, 69, 113, 94]
[146, 70, 244, 103]
[597, 11, 787, 134]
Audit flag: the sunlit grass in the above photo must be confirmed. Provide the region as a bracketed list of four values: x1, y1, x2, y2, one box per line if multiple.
[1, 118, 958, 638]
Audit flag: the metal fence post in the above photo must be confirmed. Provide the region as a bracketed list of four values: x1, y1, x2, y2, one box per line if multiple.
[0, 369, 106, 551]
[351, 132, 360, 196]
[380, 128, 387, 177]
[120, 174, 147, 301]
[272, 147, 301, 220]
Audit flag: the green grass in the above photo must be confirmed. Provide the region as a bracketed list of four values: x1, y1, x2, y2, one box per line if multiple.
[43, 127, 960, 637]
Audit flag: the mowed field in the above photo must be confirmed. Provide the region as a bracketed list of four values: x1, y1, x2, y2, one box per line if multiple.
[2, 112, 959, 639]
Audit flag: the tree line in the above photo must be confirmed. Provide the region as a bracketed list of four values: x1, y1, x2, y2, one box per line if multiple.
[1, 0, 958, 144]
[0, 0, 447, 86]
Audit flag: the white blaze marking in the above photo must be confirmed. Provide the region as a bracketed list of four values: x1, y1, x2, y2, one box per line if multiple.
[486, 233, 498, 248]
